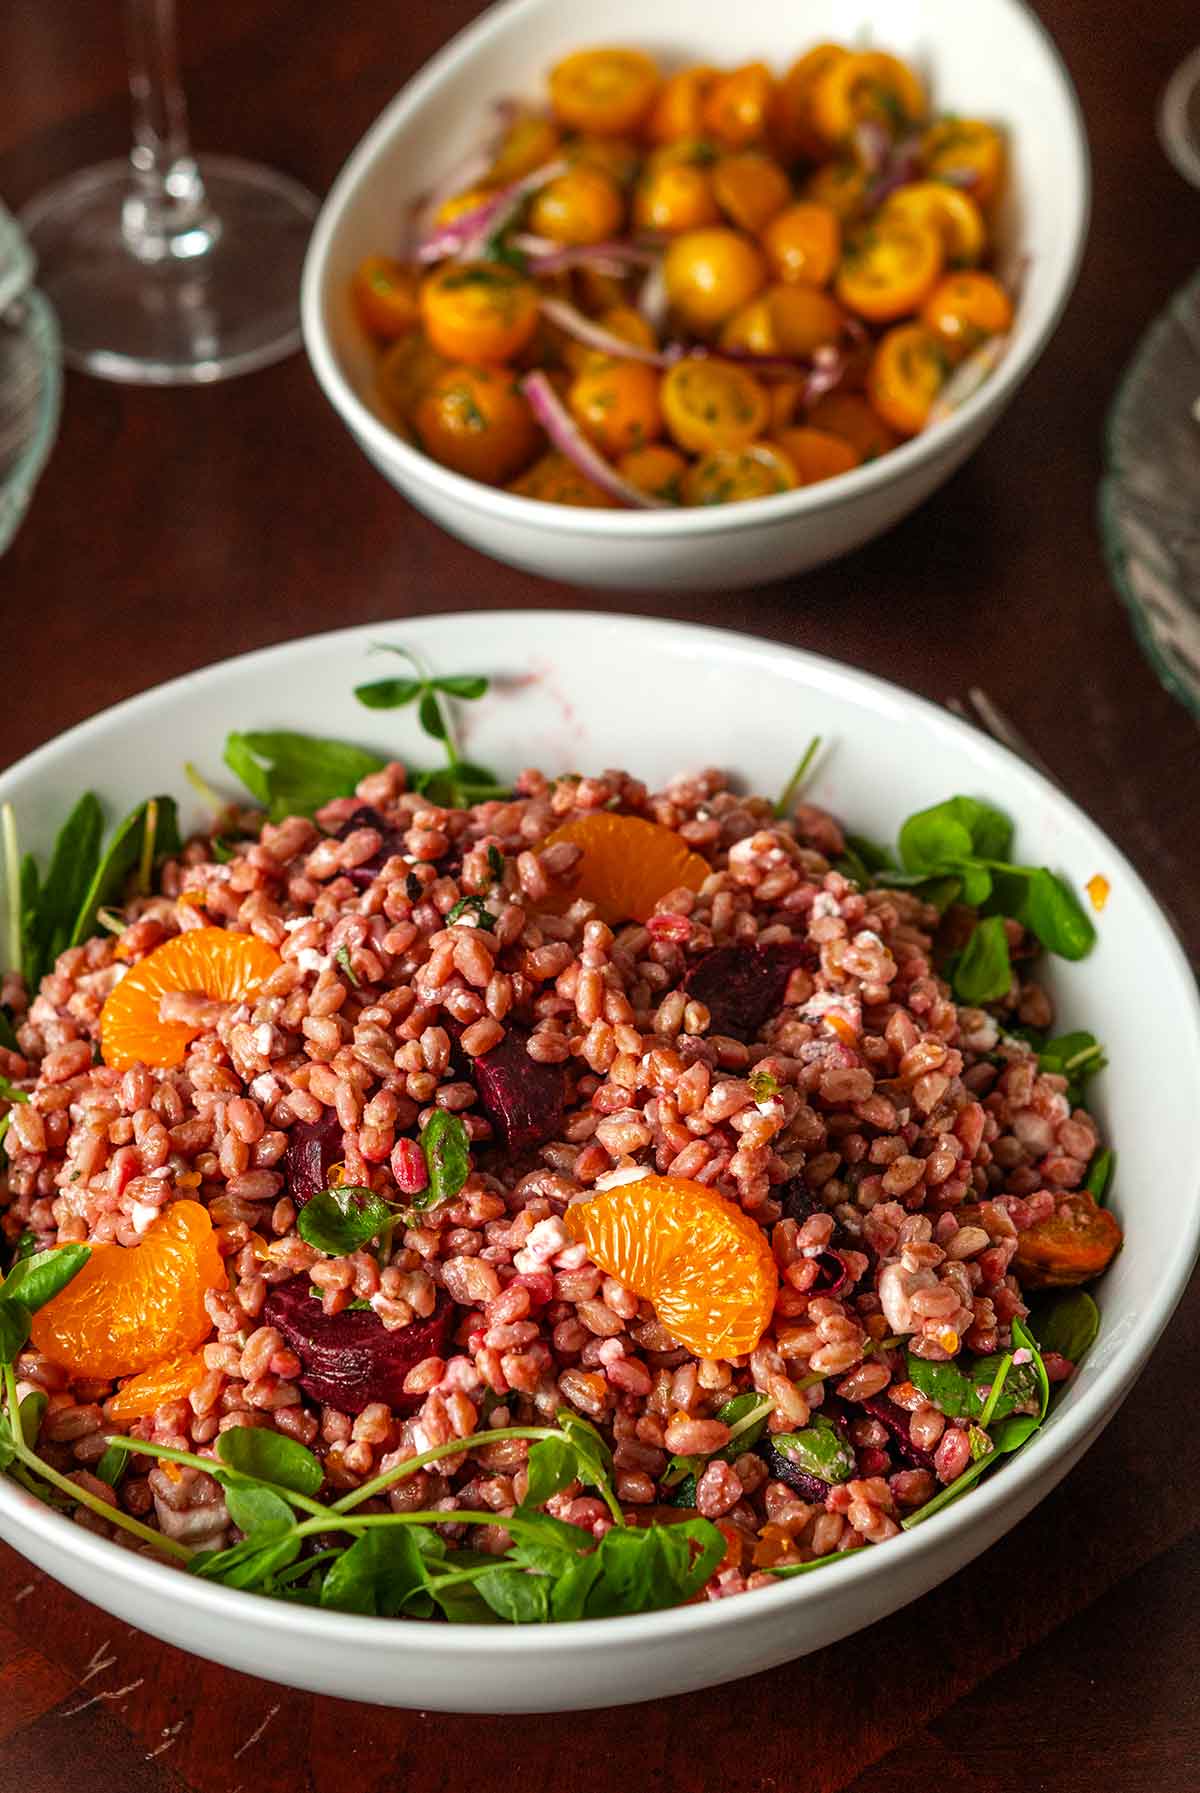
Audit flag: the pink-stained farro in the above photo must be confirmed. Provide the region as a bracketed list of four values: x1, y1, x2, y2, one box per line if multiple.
[0, 762, 1115, 1599]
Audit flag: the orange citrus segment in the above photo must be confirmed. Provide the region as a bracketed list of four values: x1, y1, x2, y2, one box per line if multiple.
[541, 814, 710, 923]
[31, 1201, 223, 1379]
[100, 926, 282, 1070]
[106, 1347, 209, 1421]
[564, 1174, 778, 1359]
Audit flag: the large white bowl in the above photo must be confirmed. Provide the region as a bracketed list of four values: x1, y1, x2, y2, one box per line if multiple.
[301, 0, 1090, 591]
[1, 612, 1196, 1712]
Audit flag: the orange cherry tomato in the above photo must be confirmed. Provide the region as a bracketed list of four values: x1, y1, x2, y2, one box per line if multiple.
[376, 334, 450, 426]
[802, 159, 869, 223]
[702, 63, 774, 149]
[771, 44, 848, 161]
[663, 226, 767, 333]
[528, 165, 624, 245]
[866, 323, 948, 435]
[711, 153, 792, 234]
[615, 442, 688, 503]
[646, 65, 719, 144]
[413, 364, 541, 484]
[549, 48, 660, 137]
[509, 450, 617, 506]
[881, 181, 986, 266]
[682, 440, 797, 505]
[920, 271, 1014, 351]
[661, 357, 768, 455]
[772, 425, 861, 485]
[633, 162, 719, 235]
[562, 304, 658, 374]
[809, 50, 927, 146]
[434, 187, 494, 228]
[488, 112, 561, 185]
[352, 256, 420, 340]
[806, 391, 899, 462]
[420, 263, 540, 362]
[761, 201, 842, 287]
[566, 135, 642, 188]
[720, 283, 844, 358]
[922, 118, 1006, 208]
[766, 375, 806, 433]
[567, 358, 663, 457]
[835, 218, 943, 322]
[1012, 1191, 1123, 1289]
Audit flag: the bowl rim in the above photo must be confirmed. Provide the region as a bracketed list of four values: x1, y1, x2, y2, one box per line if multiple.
[1, 608, 1198, 1656]
[300, 0, 1091, 538]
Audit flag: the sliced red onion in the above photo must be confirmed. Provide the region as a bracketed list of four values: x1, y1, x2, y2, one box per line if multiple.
[519, 371, 673, 509]
[864, 135, 925, 210]
[934, 165, 981, 191]
[538, 296, 673, 367]
[407, 99, 519, 247]
[801, 342, 849, 405]
[637, 259, 669, 332]
[518, 239, 658, 277]
[853, 118, 892, 176]
[926, 334, 1009, 427]
[415, 159, 568, 265]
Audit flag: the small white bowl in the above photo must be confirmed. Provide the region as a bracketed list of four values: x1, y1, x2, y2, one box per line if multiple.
[0, 611, 1197, 1712]
[301, 0, 1090, 591]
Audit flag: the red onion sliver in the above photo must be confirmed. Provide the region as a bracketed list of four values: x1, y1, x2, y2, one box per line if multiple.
[538, 296, 675, 366]
[926, 334, 1008, 427]
[520, 240, 659, 277]
[853, 118, 891, 176]
[415, 159, 568, 265]
[637, 259, 668, 332]
[519, 371, 673, 509]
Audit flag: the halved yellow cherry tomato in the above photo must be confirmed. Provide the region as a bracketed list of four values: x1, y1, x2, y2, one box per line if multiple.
[802, 160, 869, 224]
[633, 162, 719, 235]
[568, 358, 663, 456]
[528, 165, 624, 245]
[663, 227, 767, 333]
[682, 440, 797, 505]
[509, 450, 618, 506]
[920, 271, 1013, 351]
[721, 283, 844, 358]
[766, 375, 806, 432]
[566, 135, 642, 188]
[549, 48, 660, 137]
[772, 425, 861, 484]
[661, 358, 768, 454]
[488, 112, 561, 185]
[881, 181, 986, 266]
[420, 262, 540, 362]
[377, 333, 451, 425]
[806, 391, 899, 462]
[616, 442, 688, 502]
[352, 256, 420, 340]
[922, 118, 1006, 208]
[413, 364, 541, 485]
[761, 202, 842, 287]
[771, 44, 848, 162]
[434, 187, 494, 228]
[702, 64, 774, 148]
[835, 218, 943, 322]
[809, 50, 927, 146]
[867, 323, 947, 435]
[562, 305, 658, 374]
[647, 66, 719, 144]
[711, 154, 791, 234]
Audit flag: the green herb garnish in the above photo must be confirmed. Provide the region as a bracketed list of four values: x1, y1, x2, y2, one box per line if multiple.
[223, 731, 387, 824]
[774, 736, 822, 818]
[353, 644, 507, 810]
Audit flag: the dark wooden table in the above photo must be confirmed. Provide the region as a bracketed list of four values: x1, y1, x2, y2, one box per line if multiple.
[1, 2, 1198, 1786]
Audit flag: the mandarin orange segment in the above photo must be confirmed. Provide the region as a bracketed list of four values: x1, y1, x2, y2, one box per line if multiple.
[540, 814, 710, 924]
[100, 926, 282, 1070]
[106, 1347, 209, 1421]
[563, 1175, 778, 1359]
[30, 1201, 223, 1379]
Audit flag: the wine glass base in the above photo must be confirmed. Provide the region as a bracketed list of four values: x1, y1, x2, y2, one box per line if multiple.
[20, 154, 319, 385]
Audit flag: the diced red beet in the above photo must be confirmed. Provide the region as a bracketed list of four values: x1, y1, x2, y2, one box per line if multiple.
[860, 1394, 938, 1472]
[811, 1248, 852, 1297]
[469, 1025, 566, 1154]
[284, 1109, 343, 1209]
[335, 805, 409, 890]
[262, 1276, 454, 1414]
[682, 938, 817, 1042]
[755, 1435, 831, 1504]
[778, 1173, 819, 1226]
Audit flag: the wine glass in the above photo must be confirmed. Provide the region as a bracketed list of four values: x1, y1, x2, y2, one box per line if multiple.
[19, 0, 318, 385]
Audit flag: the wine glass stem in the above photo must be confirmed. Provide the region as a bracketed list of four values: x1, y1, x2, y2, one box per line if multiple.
[121, 0, 218, 261]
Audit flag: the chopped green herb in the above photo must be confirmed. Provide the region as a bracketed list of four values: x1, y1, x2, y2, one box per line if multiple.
[334, 944, 360, 986]
[774, 736, 822, 818]
[445, 893, 498, 930]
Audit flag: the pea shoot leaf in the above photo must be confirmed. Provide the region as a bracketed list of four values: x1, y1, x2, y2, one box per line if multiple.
[216, 1426, 324, 1497]
[296, 1184, 395, 1255]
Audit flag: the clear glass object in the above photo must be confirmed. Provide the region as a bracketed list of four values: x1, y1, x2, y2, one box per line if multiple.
[19, 0, 318, 385]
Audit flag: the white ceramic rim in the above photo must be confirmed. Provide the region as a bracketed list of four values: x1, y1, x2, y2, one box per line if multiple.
[1, 609, 1197, 1656]
[300, 0, 1092, 539]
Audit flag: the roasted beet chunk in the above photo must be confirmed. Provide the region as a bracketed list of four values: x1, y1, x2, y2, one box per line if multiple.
[263, 1277, 454, 1414]
[859, 1394, 937, 1472]
[683, 938, 817, 1042]
[470, 1025, 566, 1154]
[755, 1436, 831, 1505]
[335, 805, 409, 889]
[777, 1173, 818, 1226]
[284, 1109, 343, 1209]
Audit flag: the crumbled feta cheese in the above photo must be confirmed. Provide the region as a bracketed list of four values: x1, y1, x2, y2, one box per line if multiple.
[811, 892, 841, 919]
[130, 1201, 160, 1235]
[296, 947, 329, 975]
[594, 1163, 648, 1191]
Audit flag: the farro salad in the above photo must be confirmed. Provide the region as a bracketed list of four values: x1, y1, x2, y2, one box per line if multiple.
[0, 652, 1120, 1622]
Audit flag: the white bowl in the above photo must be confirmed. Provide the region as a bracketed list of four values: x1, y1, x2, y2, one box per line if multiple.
[301, 0, 1090, 591]
[1, 611, 1197, 1711]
